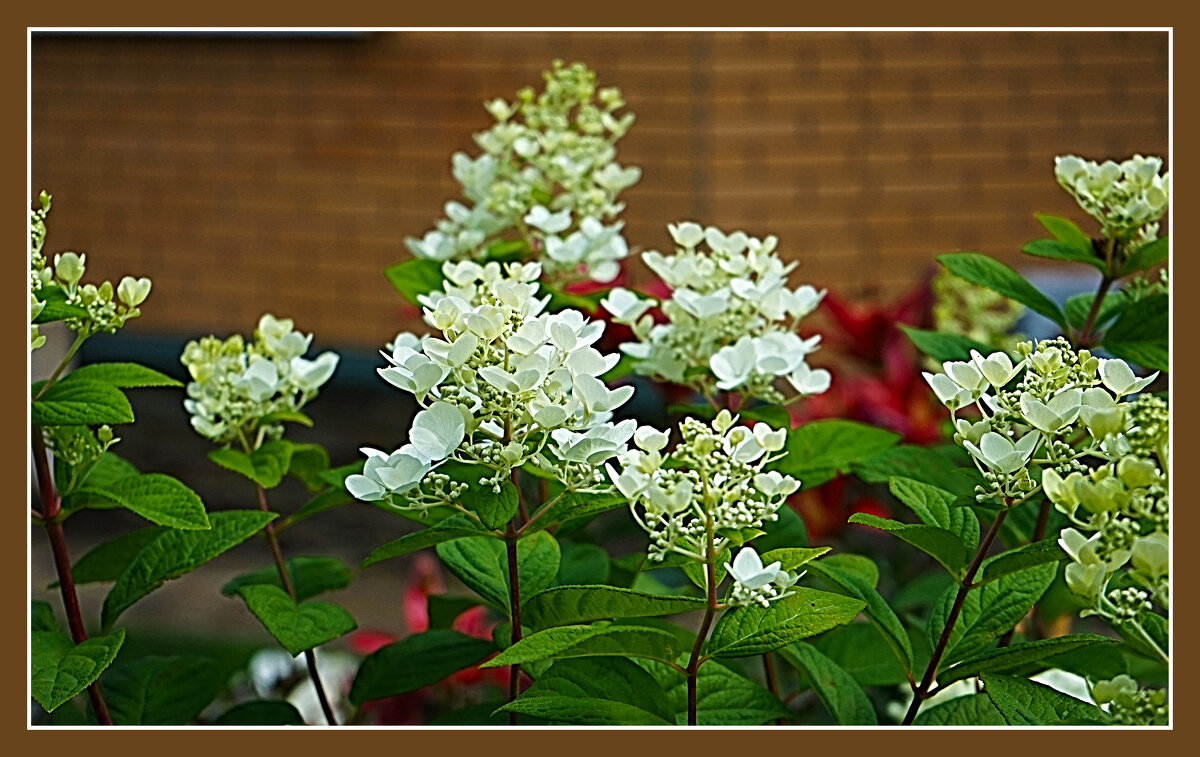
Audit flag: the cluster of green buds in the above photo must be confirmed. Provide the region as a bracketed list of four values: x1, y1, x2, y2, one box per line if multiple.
[405, 60, 640, 285]
[608, 409, 802, 607]
[931, 267, 1023, 356]
[1091, 675, 1169, 726]
[1054, 154, 1169, 251]
[43, 423, 119, 494]
[603, 222, 828, 405]
[29, 191, 152, 347]
[180, 314, 340, 447]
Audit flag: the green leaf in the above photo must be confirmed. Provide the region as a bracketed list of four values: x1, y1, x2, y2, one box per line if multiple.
[754, 503, 810, 550]
[848, 512, 968, 577]
[657, 660, 793, 725]
[236, 584, 357, 656]
[78, 451, 140, 489]
[777, 642, 877, 725]
[32, 601, 59, 632]
[440, 531, 560, 615]
[889, 476, 980, 555]
[287, 443, 329, 491]
[498, 657, 674, 725]
[977, 539, 1066, 585]
[523, 490, 627, 534]
[221, 556, 353, 602]
[384, 258, 446, 306]
[361, 515, 493, 568]
[938, 634, 1116, 685]
[1035, 214, 1097, 256]
[1101, 293, 1168, 372]
[900, 326, 1007, 364]
[258, 409, 314, 427]
[102, 510, 276, 629]
[1021, 239, 1106, 272]
[68, 362, 183, 388]
[32, 285, 89, 323]
[349, 629, 497, 704]
[1120, 235, 1168, 276]
[806, 561, 912, 672]
[32, 376, 134, 426]
[927, 562, 1057, 666]
[426, 702, 509, 726]
[913, 692, 1006, 726]
[212, 700, 305, 725]
[30, 629, 125, 713]
[1112, 610, 1169, 664]
[287, 484, 354, 528]
[981, 672, 1111, 725]
[102, 655, 222, 725]
[56, 527, 164, 587]
[760, 547, 831, 573]
[427, 595, 480, 629]
[540, 281, 604, 314]
[812, 622, 910, 687]
[464, 478, 519, 531]
[738, 405, 792, 430]
[480, 624, 683, 668]
[706, 588, 865, 658]
[817, 553, 879, 589]
[522, 586, 705, 632]
[773, 420, 900, 480]
[208, 440, 294, 489]
[1064, 290, 1127, 333]
[552, 542, 611, 587]
[854, 444, 980, 500]
[86, 473, 210, 530]
[937, 252, 1066, 327]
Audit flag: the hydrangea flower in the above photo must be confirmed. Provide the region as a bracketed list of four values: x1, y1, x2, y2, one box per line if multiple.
[1054, 154, 1169, 247]
[347, 260, 640, 512]
[603, 222, 828, 405]
[181, 314, 339, 446]
[405, 61, 640, 285]
[725, 546, 801, 608]
[608, 409, 799, 579]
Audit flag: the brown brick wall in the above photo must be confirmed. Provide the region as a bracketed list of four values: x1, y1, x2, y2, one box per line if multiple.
[31, 30, 1169, 350]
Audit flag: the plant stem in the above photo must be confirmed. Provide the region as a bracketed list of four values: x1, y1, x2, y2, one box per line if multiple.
[901, 508, 1009, 726]
[32, 426, 113, 725]
[505, 518, 523, 725]
[686, 524, 719, 726]
[762, 652, 785, 725]
[254, 483, 337, 726]
[1076, 274, 1113, 349]
[33, 332, 88, 401]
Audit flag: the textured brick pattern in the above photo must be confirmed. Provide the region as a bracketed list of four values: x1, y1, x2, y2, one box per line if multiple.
[31, 31, 1168, 349]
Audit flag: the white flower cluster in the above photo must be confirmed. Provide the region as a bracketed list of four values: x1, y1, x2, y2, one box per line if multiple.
[923, 339, 1167, 647]
[609, 409, 800, 595]
[603, 222, 829, 404]
[405, 61, 640, 285]
[1054, 154, 1169, 244]
[29, 191, 152, 348]
[181, 314, 340, 446]
[1091, 674, 1169, 725]
[724, 547, 801, 608]
[346, 260, 638, 509]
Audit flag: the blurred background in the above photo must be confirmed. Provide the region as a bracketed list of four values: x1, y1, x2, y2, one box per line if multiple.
[29, 29, 1169, 723]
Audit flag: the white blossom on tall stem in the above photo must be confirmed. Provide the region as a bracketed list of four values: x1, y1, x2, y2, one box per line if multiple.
[602, 222, 828, 405]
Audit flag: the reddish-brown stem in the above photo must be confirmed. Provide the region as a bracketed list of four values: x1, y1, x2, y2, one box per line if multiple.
[686, 530, 719, 726]
[505, 520, 523, 725]
[254, 484, 337, 726]
[32, 426, 113, 725]
[762, 652, 785, 725]
[902, 508, 1009, 726]
[1076, 274, 1114, 348]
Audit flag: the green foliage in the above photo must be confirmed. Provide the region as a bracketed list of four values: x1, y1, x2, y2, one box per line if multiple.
[847, 513, 969, 577]
[235, 584, 357, 656]
[1100, 293, 1168, 371]
[523, 490, 627, 534]
[913, 692, 1007, 726]
[481, 624, 684, 668]
[221, 556, 353, 601]
[778, 642, 877, 725]
[497, 658, 674, 725]
[853, 445, 979, 500]
[287, 443, 330, 491]
[807, 562, 912, 673]
[938, 634, 1116, 685]
[212, 700, 305, 725]
[74, 473, 210, 530]
[435, 531, 560, 615]
[888, 477, 980, 554]
[773, 420, 901, 484]
[102, 655, 222, 725]
[900, 326, 1004, 364]
[102, 510, 276, 629]
[552, 542, 611, 587]
[810, 623, 910, 687]
[1022, 239, 1106, 272]
[706, 588, 865, 658]
[349, 630, 497, 704]
[33, 285, 89, 323]
[57, 527, 163, 587]
[32, 601, 60, 632]
[937, 252, 1066, 328]
[361, 515, 493, 568]
[383, 258, 447, 306]
[522, 586, 705, 631]
[207, 440, 294, 489]
[981, 673, 1111, 725]
[31, 629, 125, 713]
[927, 562, 1057, 666]
[652, 660, 793, 725]
[1119, 235, 1168, 276]
[32, 375, 134, 426]
[976, 539, 1066, 585]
